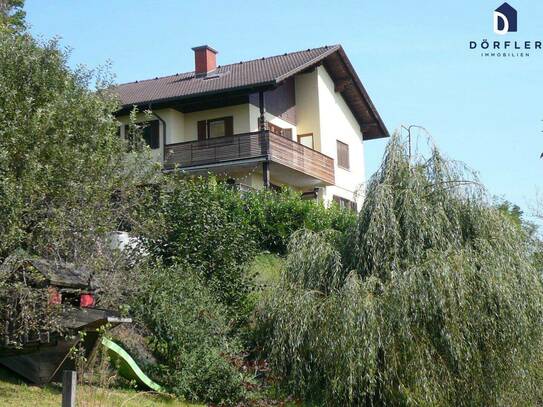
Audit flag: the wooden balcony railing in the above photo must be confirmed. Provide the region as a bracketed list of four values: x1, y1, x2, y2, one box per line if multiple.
[164, 131, 335, 185]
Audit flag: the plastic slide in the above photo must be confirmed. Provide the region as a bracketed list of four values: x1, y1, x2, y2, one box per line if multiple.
[101, 337, 163, 392]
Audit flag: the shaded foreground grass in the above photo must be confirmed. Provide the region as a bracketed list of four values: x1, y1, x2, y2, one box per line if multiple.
[251, 253, 284, 288]
[0, 367, 201, 407]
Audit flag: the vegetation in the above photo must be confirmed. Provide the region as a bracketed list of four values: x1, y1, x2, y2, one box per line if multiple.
[260, 135, 543, 406]
[497, 199, 543, 271]
[133, 264, 245, 405]
[149, 176, 257, 316]
[0, 5, 159, 343]
[2, 3, 543, 405]
[133, 178, 355, 403]
[240, 188, 356, 254]
[0, 0, 25, 32]
[0, 366, 201, 407]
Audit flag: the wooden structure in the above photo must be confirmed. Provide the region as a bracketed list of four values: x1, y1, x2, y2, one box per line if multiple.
[164, 129, 335, 185]
[0, 257, 130, 384]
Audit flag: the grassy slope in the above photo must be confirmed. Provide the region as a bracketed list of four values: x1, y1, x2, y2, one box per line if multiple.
[0, 367, 200, 407]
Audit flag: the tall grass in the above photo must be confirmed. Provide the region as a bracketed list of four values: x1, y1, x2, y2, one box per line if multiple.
[261, 134, 543, 406]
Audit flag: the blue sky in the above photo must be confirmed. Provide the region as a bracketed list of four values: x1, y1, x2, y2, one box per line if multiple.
[25, 0, 543, 218]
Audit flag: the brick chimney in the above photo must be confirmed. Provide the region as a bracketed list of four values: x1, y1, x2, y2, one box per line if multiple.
[192, 45, 218, 75]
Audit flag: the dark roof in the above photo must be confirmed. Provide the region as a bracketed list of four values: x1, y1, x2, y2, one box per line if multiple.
[116, 46, 339, 106]
[0, 256, 95, 289]
[27, 259, 93, 289]
[115, 45, 389, 140]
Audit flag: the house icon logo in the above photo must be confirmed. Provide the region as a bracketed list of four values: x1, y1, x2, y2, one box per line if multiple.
[493, 2, 517, 35]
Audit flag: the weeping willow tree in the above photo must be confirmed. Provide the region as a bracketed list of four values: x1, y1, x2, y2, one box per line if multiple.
[261, 133, 543, 406]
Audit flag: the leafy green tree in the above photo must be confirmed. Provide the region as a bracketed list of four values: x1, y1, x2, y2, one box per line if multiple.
[134, 263, 244, 404]
[0, 17, 159, 342]
[0, 0, 25, 32]
[149, 176, 257, 316]
[0, 28, 158, 262]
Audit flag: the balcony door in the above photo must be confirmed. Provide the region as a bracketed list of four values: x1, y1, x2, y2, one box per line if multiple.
[197, 116, 234, 140]
[196, 116, 235, 163]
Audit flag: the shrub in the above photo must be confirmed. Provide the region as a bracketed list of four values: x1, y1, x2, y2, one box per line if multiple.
[150, 175, 257, 316]
[261, 134, 543, 406]
[242, 188, 357, 254]
[148, 176, 356, 315]
[133, 263, 244, 404]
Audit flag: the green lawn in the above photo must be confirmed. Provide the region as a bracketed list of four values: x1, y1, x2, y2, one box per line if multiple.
[0, 367, 201, 407]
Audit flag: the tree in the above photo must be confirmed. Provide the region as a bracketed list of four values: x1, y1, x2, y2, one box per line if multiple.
[0, 0, 25, 31]
[0, 17, 159, 342]
[497, 199, 543, 271]
[262, 134, 543, 406]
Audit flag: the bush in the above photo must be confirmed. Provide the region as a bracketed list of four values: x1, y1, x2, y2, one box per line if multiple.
[133, 263, 244, 404]
[148, 176, 357, 315]
[242, 188, 357, 255]
[261, 135, 543, 406]
[150, 176, 257, 316]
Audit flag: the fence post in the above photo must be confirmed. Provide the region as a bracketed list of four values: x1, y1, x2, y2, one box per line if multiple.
[61, 370, 76, 407]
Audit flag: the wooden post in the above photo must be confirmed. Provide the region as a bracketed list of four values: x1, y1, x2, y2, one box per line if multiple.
[62, 370, 76, 407]
[259, 91, 265, 132]
[259, 90, 271, 189]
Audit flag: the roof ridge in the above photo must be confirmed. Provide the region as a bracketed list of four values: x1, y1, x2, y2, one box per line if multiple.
[116, 45, 340, 87]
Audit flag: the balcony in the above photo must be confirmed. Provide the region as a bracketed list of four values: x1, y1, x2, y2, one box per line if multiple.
[164, 131, 335, 186]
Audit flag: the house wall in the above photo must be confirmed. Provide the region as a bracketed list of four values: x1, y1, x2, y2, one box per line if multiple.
[116, 105, 252, 146]
[158, 108, 184, 144]
[248, 105, 297, 140]
[294, 69, 321, 150]
[249, 78, 296, 125]
[315, 66, 365, 208]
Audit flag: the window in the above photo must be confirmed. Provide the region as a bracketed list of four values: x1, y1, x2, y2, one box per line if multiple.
[298, 133, 314, 149]
[124, 120, 160, 149]
[337, 140, 350, 170]
[208, 119, 226, 138]
[197, 117, 233, 140]
[333, 195, 357, 211]
[142, 121, 160, 149]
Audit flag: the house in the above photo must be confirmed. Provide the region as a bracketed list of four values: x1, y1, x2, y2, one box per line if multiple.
[114, 44, 388, 210]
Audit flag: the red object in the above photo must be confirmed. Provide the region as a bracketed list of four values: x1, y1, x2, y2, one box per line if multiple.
[48, 287, 62, 305]
[192, 45, 217, 74]
[80, 293, 95, 308]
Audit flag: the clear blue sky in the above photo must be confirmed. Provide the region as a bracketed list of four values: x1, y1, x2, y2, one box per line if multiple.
[25, 0, 543, 218]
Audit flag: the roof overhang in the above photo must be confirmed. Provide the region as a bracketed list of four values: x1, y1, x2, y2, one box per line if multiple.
[115, 82, 276, 116]
[321, 47, 389, 140]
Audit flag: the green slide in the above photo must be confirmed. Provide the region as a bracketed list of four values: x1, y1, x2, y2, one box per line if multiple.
[101, 337, 163, 392]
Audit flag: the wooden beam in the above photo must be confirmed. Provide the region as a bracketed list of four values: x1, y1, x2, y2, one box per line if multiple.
[334, 78, 351, 93]
[259, 91, 265, 132]
[360, 123, 378, 133]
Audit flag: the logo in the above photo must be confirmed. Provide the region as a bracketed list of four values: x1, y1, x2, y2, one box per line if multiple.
[468, 2, 540, 58]
[493, 2, 517, 35]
